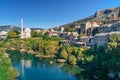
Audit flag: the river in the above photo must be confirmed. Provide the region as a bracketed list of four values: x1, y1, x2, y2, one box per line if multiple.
[7, 50, 88, 80]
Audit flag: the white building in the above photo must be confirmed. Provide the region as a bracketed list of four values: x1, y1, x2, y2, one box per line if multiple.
[0, 31, 8, 39]
[23, 28, 31, 38]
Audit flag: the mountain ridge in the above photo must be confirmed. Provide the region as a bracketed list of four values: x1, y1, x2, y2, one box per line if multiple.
[54, 6, 120, 31]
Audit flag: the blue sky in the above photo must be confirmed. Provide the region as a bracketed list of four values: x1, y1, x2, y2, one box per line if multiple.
[0, 0, 120, 29]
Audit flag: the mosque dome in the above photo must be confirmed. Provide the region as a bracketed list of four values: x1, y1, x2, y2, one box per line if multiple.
[24, 28, 31, 32]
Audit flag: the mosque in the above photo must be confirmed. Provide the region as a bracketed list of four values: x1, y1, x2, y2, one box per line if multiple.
[20, 18, 31, 38]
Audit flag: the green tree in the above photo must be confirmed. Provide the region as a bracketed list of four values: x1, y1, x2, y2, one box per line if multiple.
[105, 34, 120, 72]
[109, 33, 120, 42]
[60, 49, 68, 59]
[38, 39, 44, 53]
[69, 55, 77, 65]
[0, 50, 18, 80]
[14, 30, 20, 35]
[31, 31, 42, 37]
[43, 35, 50, 40]
[45, 45, 57, 56]
[31, 40, 39, 51]
[8, 31, 18, 38]
[66, 47, 73, 58]
[77, 48, 84, 62]
[44, 32, 49, 36]
[72, 47, 78, 56]
[31, 31, 37, 37]
[51, 35, 61, 41]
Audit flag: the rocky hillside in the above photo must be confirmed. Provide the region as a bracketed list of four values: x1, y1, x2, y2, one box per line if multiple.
[94, 6, 120, 20]
[54, 6, 120, 31]
[0, 25, 20, 32]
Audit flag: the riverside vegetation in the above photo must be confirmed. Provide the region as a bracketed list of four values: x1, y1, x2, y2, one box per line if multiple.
[0, 31, 120, 80]
[0, 48, 18, 80]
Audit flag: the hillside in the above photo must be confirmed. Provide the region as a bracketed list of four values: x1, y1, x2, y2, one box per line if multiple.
[54, 6, 120, 31]
[0, 25, 20, 32]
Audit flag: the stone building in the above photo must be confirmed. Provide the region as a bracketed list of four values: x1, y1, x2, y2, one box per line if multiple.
[94, 33, 109, 47]
[78, 21, 100, 35]
[93, 31, 120, 47]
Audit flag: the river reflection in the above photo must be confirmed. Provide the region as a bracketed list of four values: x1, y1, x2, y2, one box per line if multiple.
[8, 51, 78, 80]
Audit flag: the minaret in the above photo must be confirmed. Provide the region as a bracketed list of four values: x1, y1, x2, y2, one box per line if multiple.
[21, 18, 24, 38]
[61, 27, 64, 33]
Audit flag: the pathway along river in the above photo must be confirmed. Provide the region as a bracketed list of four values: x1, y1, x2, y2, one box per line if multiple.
[7, 50, 89, 80]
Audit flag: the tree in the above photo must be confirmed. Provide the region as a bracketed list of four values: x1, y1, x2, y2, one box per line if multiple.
[31, 31, 37, 37]
[60, 50, 68, 59]
[66, 47, 73, 58]
[69, 55, 77, 65]
[51, 35, 61, 41]
[43, 35, 50, 40]
[45, 45, 57, 56]
[72, 47, 78, 56]
[105, 34, 120, 72]
[106, 42, 117, 51]
[64, 26, 71, 32]
[38, 39, 44, 53]
[109, 33, 120, 42]
[14, 30, 20, 35]
[0, 51, 18, 80]
[101, 19, 107, 24]
[44, 32, 49, 36]
[63, 44, 70, 50]
[31, 31, 42, 37]
[7, 31, 18, 38]
[77, 48, 84, 62]
[31, 40, 39, 51]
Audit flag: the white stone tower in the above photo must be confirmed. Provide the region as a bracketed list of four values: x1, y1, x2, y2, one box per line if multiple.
[61, 27, 64, 33]
[21, 18, 24, 38]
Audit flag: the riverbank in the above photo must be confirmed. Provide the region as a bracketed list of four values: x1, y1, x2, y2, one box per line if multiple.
[1, 36, 120, 80]
[7, 50, 88, 80]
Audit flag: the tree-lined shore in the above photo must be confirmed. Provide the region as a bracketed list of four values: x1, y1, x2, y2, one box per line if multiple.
[0, 33, 120, 80]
